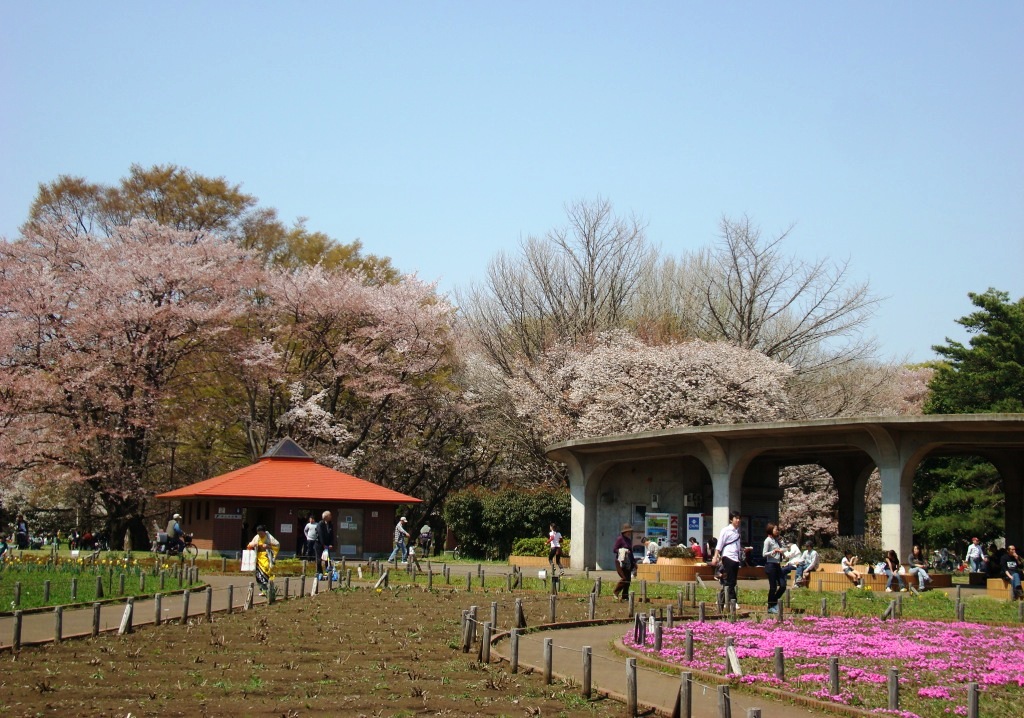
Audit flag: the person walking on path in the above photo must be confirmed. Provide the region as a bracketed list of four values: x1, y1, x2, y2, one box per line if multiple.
[388, 516, 410, 562]
[966, 537, 987, 573]
[246, 525, 280, 596]
[613, 523, 637, 601]
[711, 511, 743, 606]
[313, 511, 334, 578]
[762, 523, 786, 613]
[547, 523, 564, 575]
[418, 523, 433, 556]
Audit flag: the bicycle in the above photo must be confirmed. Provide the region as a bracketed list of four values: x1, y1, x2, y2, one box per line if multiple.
[155, 532, 198, 558]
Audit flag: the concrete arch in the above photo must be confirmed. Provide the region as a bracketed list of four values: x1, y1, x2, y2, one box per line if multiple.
[547, 415, 1024, 570]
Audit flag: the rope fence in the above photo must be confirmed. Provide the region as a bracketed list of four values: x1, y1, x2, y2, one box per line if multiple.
[0, 562, 1016, 718]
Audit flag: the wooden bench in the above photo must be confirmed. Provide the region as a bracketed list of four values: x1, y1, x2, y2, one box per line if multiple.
[987, 577, 1020, 600]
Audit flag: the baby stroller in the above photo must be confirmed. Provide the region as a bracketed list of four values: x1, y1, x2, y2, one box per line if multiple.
[318, 556, 339, 582]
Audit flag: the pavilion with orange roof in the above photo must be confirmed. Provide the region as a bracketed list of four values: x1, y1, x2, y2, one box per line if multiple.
[156, 438, 420, 557]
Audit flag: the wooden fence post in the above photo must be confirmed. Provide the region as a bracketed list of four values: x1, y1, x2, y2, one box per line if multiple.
[626, 658, 638, 716]
[543, 637, 553, 685]
[481, 622, 491, 663]
[679, 671, 692, 718]
[888, 667, 899, 710]
[510, 627, 519, 673]
[829, 656, 840, 695]
[12, 610, 23, 650]
[582, 645, 592, 699]
[180, 589, 190, 623]
[717, 684, 731, 718]
[774, 647, 784, 681]
[54, 606, 63, 644]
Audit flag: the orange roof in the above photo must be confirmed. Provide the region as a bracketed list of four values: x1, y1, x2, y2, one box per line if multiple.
[155, 438, 420, 504]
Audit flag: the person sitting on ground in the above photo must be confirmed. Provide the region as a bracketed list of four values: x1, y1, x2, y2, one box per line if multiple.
[688, 536, 703, 561]
[1000, 545, 1023, 600]
[841, 550, 864, 588]
[795, 542, 820, 586]
[966, 537, 987, 573]
[906, 544, 933, 591]
[0, 535, 9, 563]
[883, 549, 908, 592]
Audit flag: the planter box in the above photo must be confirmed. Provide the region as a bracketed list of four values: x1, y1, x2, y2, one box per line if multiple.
[636, 562, 715, 582]
[508, 555, 573, 570]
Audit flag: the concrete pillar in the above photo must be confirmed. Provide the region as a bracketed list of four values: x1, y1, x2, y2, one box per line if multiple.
[990, 450, 1024, 548]
[824, 456, 874, 537]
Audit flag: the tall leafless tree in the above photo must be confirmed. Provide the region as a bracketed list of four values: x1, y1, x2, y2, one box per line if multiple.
[459, 197, 655, 375]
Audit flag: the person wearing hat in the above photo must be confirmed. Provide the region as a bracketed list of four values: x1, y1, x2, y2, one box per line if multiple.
[165, 512, 185, 554]
[613, 523, 637, 600]
[246, 524, 280, 596]
[388, 516, 411, 563]
[966, 537, 986, 573]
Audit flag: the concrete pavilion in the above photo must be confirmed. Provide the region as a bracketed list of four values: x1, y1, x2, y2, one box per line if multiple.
[545, 414, 1024, 571]
[156, 438, 420, 557]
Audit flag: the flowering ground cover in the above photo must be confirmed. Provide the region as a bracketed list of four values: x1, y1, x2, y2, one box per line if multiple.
[625, 615, 1024, 717]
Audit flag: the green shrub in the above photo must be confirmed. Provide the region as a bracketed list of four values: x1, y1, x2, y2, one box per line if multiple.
[511, 537, 571, 557]
[443, 486, 569, 560]
[657, 545, 693, 559]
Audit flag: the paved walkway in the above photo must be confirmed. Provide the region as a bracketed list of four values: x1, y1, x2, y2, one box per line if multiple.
[0, 574, 289, 648]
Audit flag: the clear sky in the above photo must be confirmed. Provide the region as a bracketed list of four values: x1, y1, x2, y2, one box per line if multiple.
[2, 2, 1021, 362]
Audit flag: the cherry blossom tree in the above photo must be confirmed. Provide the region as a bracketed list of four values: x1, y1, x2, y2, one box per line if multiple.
[0, 219, 260, 547]
[506, 331, 793, 443]
[225, 265, 496, 519]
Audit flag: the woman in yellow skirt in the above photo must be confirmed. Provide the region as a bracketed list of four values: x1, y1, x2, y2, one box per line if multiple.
[246, 525, 280, 596]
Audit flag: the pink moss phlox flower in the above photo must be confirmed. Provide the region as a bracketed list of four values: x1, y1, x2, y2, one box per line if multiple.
[917, 686, 953, 699]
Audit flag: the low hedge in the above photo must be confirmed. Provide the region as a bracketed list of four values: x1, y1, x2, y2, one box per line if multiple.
[511, 537, 571, 557]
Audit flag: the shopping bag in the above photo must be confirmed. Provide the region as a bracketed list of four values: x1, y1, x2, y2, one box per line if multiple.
[320, 549, 330, 562]
[241, 549, 256, 572]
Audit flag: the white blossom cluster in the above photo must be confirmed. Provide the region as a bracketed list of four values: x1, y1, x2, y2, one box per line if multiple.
[508, 330, 792, 442]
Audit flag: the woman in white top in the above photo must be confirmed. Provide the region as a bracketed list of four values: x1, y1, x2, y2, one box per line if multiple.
[712, 511, 743, 604]
[548, 523, 563, 575]
[762, 523, 786, 613]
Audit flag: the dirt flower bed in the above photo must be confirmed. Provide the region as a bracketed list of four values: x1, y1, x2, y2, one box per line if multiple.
[0, 586, 626, 717]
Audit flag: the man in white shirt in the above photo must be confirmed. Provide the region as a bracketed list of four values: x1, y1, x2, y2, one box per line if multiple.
[712, 511, 743, 604]
[965, 537, 986, 573]
[303, 516, 318, 561]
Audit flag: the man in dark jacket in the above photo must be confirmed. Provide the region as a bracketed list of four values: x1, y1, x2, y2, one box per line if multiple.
[314, 511, 334, 578]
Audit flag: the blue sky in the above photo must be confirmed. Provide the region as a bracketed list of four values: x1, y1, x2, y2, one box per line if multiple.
[2, 2, 1021, 362]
